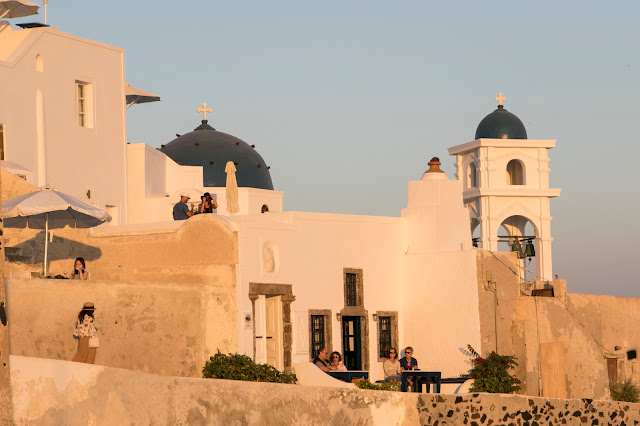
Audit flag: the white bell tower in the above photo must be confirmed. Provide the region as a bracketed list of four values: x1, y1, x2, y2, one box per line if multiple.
[448, 93, 561, 281]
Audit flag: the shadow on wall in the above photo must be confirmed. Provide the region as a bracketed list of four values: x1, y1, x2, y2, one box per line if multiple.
[5, 231, 102, 264]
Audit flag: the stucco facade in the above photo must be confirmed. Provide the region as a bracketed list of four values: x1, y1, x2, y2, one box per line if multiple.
[449, 139, 561, 281]
[230, 170, 481, 381]
[0, 24, 128, 224]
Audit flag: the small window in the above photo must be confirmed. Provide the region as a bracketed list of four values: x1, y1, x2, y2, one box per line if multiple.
[378, 317, 392, 358]
[376, 311, 398, 361]
[506, 159, 524, 185]
[467, 162, 477, 188]
[310, 315, 325, 360]
[261, 204, 269, 213]
[343, 268, 364, 307]
[345, 273, 357, 306]
[76, 81, 94, 128]
[0, 124, 5, 160]
[36, 54, 43, 72]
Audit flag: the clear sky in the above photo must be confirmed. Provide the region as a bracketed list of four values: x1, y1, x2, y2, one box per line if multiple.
[12, 1, 639, 296]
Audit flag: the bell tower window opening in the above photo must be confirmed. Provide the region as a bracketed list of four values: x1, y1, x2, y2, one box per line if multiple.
[467, 162, 477, 188]
[506, 159, 524, 185]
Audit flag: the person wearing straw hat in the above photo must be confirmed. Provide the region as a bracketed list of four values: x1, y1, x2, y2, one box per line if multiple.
[72, 302, 98, 364]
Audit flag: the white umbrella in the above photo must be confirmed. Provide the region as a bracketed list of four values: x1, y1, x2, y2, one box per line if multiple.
[125, 83, 161, 109]
[225, 161, 239, 214]
[0, 0, 39, 20]
[3, 186, 111, 275]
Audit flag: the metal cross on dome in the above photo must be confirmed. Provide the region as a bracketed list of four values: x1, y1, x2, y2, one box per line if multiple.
[494, 92, 506, 106]
[197, 102, 212, 120]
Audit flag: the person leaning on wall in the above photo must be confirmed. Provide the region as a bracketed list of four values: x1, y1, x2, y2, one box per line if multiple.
[312, 347, 331, 372]
[70, 257, 90, 280]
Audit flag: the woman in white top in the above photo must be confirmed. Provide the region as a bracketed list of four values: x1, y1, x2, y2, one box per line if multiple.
[383, 347, 402, 382]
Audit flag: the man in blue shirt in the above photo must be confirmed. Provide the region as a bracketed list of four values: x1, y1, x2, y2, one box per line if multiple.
[173, 192, 193, 220]
[400, 346, 418, 392]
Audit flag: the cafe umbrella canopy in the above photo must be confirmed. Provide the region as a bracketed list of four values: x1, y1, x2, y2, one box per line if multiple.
[0, 0, 39, 20]
[2, 186, 111, 275]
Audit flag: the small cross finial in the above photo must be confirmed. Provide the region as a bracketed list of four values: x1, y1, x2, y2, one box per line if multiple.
[197, 102, 213, 121]
[495, 92, 506, 106]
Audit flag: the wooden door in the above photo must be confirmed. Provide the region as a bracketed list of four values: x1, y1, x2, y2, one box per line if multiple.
[254, 295, 266, 364]
[607, 358, 618, 383]
[265, 296, 283, 370]
[342, 316, 362, 370]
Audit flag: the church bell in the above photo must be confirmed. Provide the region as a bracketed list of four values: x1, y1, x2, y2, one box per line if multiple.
[523, 239, 536, 259]
[510, 239, 524, 259]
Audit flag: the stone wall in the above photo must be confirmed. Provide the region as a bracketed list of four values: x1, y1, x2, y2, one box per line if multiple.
[6, 278, 237, 378]
[4, 214, 238, 285]
[10, 355, 640, 425]
[475, 250, 640, 400]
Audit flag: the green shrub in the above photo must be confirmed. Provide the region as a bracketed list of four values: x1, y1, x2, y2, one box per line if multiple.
[202, 351, 297, 384]
[355, 378, 400, 391]
[610, 379, 640, 403]
[462, 345, 521, 393]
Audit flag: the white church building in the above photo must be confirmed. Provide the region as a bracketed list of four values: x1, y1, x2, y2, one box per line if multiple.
[1, 21, 564, 381]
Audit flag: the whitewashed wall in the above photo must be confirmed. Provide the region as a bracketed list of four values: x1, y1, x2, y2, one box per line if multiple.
[0, 26, 128, 223]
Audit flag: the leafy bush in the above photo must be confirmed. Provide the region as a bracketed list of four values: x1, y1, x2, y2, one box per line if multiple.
[203, 351, 297, 384]
[462, 345, 521, 393]
[610, 379, 640, 402]
[355, 379, 400, 391]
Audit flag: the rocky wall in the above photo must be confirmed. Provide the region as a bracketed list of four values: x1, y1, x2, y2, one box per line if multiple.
[6, 278, 237, 378]
[10, 356, 640, 426]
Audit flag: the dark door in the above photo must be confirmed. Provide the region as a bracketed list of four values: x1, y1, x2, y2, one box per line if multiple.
[342, 316, 362, 370]
[607, 358, 618, 383]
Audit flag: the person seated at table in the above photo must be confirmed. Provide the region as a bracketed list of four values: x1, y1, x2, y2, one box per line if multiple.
[383, 347, 402, 382]
[329, 351, 348, 371]
[312, 347, 331, 372]
[70, 257, 90, 280]
[400, 346, 418, 391]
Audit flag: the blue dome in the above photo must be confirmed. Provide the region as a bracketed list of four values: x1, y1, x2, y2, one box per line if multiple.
[160, 120, 274, 190]
[475, 105, 527, 140]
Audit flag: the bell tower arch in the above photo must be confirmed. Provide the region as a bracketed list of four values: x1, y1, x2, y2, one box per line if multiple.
[448, 93, 561, 281]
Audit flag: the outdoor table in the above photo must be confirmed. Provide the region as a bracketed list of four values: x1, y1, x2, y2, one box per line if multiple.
[401, 370, 441, 393]
[328, 370, 369, 383]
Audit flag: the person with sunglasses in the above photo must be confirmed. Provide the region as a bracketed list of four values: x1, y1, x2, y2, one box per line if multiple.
[399, 346, 418, 391]
[312, 347, 331, 372]
[329, 351, 347, 372]
[383, 347, 402, 382]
